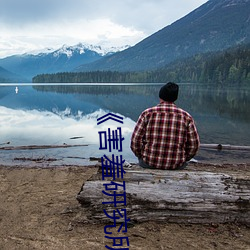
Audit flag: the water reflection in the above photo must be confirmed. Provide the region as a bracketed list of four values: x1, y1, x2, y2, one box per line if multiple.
[33, 83, 250, 123]
[178, 84, 250, 123]
[0, 83, 249, 165]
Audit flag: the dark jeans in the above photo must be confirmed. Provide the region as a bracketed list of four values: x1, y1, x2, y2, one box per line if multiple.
[138, 158, 188, 170]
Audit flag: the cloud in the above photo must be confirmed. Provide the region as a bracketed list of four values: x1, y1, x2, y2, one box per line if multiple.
[0, 0, 207, 31]
[0, 0, 208, 57]
[0, 0, 74, 25]
[0, 17, 145, 57]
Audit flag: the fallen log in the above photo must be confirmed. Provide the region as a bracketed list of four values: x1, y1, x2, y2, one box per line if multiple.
[0, 144, 88, 150]
[14, 157, 57, 162]
[200, 143, 250, 151]
[77, 165, 250, 225]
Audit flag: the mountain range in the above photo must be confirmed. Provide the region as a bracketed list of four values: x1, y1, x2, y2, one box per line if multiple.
[75, 0, 250, 72]
[0, 0, 249, 82]
[0, 44, 129, 82]
[0, 66, 24, 83]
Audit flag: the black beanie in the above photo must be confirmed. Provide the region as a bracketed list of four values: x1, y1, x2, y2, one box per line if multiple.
[159, 82, 179, 102]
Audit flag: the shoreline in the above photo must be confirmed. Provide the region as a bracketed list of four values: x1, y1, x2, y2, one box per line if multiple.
[0, 163, 249, 249]
[1, 161, 250, 171]
[1, 148, 250, 168]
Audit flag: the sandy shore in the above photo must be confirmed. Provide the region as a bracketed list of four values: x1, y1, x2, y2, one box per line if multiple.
[0, 163, 249, 250]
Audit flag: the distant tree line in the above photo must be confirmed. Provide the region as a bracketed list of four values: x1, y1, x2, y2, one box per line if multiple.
[33, 71, 150, 83]
[33, 43, 250, 85]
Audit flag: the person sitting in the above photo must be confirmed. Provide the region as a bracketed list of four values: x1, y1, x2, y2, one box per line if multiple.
[130, 82, 200, 170]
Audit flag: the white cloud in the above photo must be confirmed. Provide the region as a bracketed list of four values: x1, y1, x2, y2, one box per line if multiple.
[0, 0, 208, 58]
[0, 18, 145, 57]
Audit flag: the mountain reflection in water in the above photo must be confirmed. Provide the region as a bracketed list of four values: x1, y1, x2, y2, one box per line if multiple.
[0, 83, 249, 166]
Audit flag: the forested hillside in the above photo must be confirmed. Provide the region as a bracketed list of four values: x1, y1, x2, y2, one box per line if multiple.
[33, 43, 250, 85]
[75, 0, 250, 72]
[152, 43, 250, 84]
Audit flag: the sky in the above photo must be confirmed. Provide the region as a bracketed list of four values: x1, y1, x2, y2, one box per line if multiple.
[0, 0, 208, 58]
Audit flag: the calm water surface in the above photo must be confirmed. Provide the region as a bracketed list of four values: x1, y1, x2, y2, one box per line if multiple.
[0, 83, 249, 166]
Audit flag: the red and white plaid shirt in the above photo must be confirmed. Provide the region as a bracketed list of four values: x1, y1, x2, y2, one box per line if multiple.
[130, 101, 200, 169]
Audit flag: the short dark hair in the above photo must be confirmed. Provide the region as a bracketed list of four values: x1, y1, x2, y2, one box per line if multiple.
[159, 82, 179, 102]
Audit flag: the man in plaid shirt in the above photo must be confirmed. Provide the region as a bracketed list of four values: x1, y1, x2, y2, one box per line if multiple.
[130, 82, 200, 170]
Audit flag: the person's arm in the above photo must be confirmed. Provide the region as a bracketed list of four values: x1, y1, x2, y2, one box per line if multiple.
[130, 113, 146, 158]
[185, 119, 200, 161]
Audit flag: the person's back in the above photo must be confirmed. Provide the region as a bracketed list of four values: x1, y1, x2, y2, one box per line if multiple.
[130, 82, 200, 170]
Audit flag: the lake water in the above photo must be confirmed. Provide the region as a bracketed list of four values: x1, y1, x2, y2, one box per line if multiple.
[0, 83, 250, 167]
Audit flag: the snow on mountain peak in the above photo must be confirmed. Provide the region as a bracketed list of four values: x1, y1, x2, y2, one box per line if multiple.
[51, 43, 130, 58]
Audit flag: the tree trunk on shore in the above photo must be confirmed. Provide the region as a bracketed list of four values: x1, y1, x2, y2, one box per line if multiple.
[0, 144, 88, 150]
[76, 165, 250, 225]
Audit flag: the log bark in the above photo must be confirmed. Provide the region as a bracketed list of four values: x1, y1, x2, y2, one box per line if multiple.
[200, 143, 250, 151]
[76, 166, 250, 225]
[0, 144, 88, 150]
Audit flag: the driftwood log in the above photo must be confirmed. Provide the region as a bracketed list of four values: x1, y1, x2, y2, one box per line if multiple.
[0, 144, 88, 150]
[76, 165, 250, 225]
[200, 143, 250, 151]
